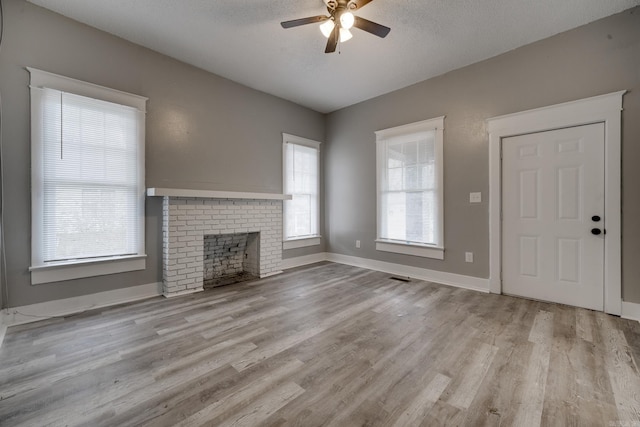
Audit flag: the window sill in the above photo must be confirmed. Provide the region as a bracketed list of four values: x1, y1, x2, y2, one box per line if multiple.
[283, 237, 321, 250]
[29, 255, 147, 285]
[376, 240, 444, 260]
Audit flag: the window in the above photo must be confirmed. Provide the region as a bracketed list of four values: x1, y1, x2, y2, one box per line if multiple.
[375, 116, 445, 259]
[28, 68, 147, 284]
[282, 134, 321, 250]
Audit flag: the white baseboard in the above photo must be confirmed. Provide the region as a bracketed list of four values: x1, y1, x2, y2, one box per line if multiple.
[282, 252, 489, 293]
[260, 270, 284, 279]
[281, 252, 329, 270]
[622, 301, 640, 323]
[326, 253, 490, 293]
[0, 282, 162, 337]
[163, 287, 204, 298]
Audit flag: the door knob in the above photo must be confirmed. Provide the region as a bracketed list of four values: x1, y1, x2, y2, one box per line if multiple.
[591, 228, 602, 235]
[592, 215, 601, 222]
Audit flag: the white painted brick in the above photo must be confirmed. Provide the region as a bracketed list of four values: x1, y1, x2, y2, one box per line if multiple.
[172, 242, 186, 250]
[161, 196, 283, 297]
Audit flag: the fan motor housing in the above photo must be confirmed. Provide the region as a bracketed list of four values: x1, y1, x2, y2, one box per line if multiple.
[323, 0, 358, 11]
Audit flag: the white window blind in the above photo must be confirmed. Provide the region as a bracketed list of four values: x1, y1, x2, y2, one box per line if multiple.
[375, 117, 444, 258]
[380, 131, 438, 245]
[283, 138, 320, 240]
[31, 86, 144, 265]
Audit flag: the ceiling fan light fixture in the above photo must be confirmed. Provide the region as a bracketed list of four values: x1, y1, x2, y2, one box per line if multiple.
[319, 19, 335, 38]
[339, 27, 353, 42]
[340, 11, 355, 30]
[281, 0, 390, 53]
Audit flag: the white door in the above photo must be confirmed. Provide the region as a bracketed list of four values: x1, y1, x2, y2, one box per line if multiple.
[502, 123, 605, 310]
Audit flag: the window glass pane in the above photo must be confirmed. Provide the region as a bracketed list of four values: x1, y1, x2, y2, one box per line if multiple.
[405, 191, 424, 241]
[378, 123, 441, 247]
[404, 166, 419, 190]
[403, 141, 418, 165]
[43, 186, 137, 260]
[418, 133, 435, 163]
[284, 140, 319, 240]
[382, 192, 406, 241]
[291, 194, 311, 236]
[421, 164, 435, 189]
[37, 87, 142, 262]
[387, 143, 404, 168]
[380, 190, 438, 245]
[388, 168, 403, 191]
[421, 190, 437, 244]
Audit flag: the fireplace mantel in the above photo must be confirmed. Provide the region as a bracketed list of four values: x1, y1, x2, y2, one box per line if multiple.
[147, 187, 292, 200]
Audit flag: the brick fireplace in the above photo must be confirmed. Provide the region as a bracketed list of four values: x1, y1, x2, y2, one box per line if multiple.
[149, 188, 288, 297]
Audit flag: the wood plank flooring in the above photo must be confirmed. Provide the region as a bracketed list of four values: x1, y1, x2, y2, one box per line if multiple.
[1, 262, 639, 426]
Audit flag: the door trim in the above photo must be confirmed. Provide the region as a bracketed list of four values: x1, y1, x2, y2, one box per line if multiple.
[487, 91, 625, 315]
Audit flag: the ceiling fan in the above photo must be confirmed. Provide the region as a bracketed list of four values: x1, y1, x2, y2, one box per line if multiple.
[281, 0, 391, 53]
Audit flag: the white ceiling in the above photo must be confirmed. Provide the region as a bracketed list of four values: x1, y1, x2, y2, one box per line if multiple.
[27, 0, 640, 113]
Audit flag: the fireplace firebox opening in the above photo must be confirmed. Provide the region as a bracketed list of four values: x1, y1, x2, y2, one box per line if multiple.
[203, 232, 260, 288]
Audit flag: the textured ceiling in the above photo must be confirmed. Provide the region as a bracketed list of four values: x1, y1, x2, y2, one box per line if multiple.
[27, 0, 640, 113]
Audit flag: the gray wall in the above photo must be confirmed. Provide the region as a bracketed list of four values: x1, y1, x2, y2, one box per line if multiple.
[0, 0, 326, 308]
[325, 7, 640, 303]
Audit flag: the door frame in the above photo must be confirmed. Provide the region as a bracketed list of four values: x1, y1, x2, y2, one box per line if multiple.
[487, 91, 625, 315]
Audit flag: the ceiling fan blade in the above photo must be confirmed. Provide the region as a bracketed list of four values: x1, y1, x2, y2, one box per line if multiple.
[281, 15, 328, 29]
[353, 16, 390, 38]
[351, 0, 374, 9]
[325, 24, 339, 53]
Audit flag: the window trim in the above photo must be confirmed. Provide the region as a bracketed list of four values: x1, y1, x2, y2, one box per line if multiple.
[374, 116, 445, 259]
[282, 133, 322, 248]
[28, 68, 148, 284]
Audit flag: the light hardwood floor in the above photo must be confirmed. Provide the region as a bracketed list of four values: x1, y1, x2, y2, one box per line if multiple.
[1, 262, 639, 426]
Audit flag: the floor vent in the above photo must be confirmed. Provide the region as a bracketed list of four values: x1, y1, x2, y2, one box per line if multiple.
[390, 276, 411, 282]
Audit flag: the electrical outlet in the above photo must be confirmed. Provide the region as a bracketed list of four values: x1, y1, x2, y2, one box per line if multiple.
[356, 240, 361, 248]
[465, 252, 474, 263]
[469, 192, 482, 203]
